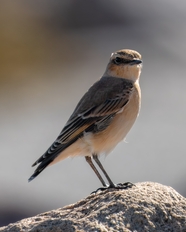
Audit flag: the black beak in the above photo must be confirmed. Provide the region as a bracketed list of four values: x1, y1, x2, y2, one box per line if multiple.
[130, 59, 143, 65]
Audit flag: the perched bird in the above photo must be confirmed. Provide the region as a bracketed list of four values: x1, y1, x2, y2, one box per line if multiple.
[29, 49, 143, 188]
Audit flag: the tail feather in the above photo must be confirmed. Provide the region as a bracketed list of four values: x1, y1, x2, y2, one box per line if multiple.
[31, 155, 46, 167]
[28, 134, 83, 182]
[28, 157, 53, 182]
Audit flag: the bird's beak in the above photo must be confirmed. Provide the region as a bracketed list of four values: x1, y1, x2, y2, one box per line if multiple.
[130, 59, 143, 66]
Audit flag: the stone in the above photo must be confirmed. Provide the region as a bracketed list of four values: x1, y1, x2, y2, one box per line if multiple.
[1, 182, 186, 232]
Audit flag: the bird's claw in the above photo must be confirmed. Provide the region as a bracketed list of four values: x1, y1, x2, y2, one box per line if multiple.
[91, 181, 135, 194]
[116, 181, 135, 189]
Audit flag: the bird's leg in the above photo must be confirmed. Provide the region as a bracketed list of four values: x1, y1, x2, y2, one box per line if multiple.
[92, 154, 115, 188]
[92, 154, 135, 191]
[86, 155, 135, 193]
[85, 156, 107, 187]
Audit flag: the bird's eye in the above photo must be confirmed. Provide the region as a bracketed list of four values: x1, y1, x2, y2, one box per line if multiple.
[114, 57, 122, 65]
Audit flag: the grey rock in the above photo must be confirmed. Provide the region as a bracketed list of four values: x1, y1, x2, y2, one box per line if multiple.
[1, 182, 186, 232]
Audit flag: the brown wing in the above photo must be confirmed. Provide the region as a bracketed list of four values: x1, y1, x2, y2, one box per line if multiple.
[56, 76, 133, 143]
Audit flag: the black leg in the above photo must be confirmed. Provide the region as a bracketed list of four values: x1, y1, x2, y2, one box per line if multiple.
[85, 156, 107, 187]
[93, 154, 115, 188]
[86, 155, 135, 193]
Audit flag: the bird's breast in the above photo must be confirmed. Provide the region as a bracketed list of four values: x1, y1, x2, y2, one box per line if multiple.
[86, 83, 141, 155]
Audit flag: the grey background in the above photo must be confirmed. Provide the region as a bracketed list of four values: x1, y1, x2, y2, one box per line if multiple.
[0, 0, 186, 226]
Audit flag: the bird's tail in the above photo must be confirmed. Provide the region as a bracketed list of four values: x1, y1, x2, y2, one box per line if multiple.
[28, 136, 82, 182]
[28, 159, 50, 182]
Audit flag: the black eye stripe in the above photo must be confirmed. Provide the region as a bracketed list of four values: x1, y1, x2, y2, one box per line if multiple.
[113, 57, 132, 65]
[114, 57, 122, 64]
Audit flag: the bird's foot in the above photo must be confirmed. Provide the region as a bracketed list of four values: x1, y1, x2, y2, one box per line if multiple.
[91, 182, 135, 194]
[114, 181, 135, 189]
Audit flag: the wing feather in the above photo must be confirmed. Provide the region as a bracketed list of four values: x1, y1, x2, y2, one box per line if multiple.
[56, 92, 131, 145]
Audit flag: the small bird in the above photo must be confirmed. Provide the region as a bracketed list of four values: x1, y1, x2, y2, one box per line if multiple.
[29, 49, 143, 189]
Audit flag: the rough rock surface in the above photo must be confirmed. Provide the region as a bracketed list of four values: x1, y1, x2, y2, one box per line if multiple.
[1, 182, 186, 232]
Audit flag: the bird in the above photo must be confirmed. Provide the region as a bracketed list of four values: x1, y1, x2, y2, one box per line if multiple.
[28, 49, 143, 189]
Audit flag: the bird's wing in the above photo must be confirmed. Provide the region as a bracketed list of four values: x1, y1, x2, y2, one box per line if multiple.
[46, 77, 133, 151]
[57, 93, 129, 143]
[29, 77, 133, 181]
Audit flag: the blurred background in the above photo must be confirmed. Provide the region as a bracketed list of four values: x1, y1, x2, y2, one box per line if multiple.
[1, 0, 186, 226]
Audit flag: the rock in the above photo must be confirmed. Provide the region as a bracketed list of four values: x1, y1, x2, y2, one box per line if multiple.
[1, 182, 186, 232]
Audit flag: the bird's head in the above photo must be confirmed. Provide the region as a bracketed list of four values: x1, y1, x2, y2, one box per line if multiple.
[105, 49, 143, 82]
